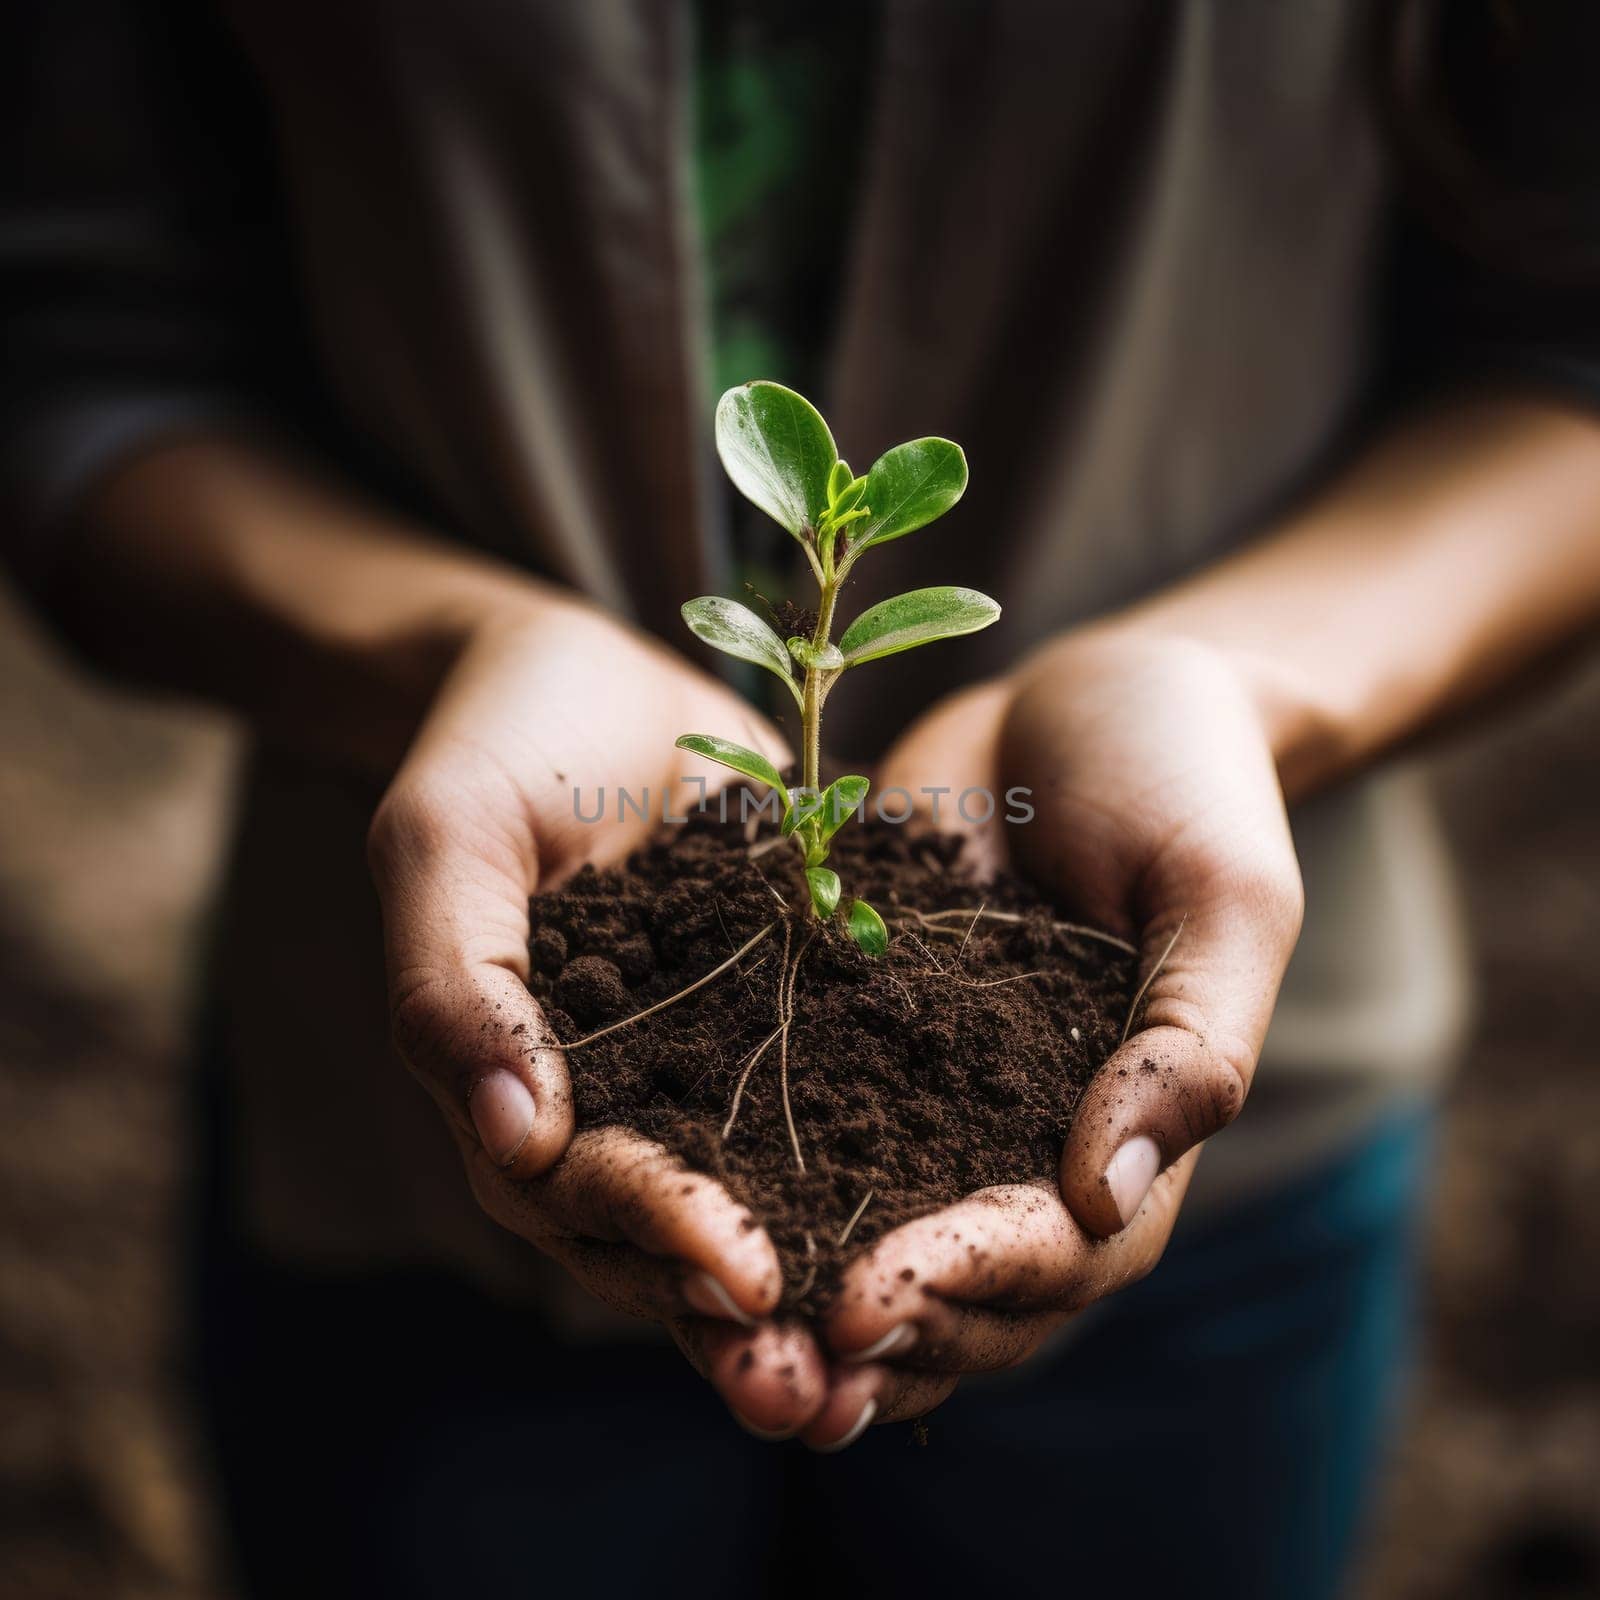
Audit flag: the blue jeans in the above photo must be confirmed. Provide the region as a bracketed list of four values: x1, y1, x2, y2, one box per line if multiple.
[197, 1106, 1432, 1600]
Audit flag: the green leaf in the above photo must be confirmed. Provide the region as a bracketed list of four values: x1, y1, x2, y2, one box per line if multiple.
[786, 635, 845, 672]
[853, 437, 967, 552]
[817, 774, 869, 844]
[682, 597, 802, 706]
[838, 586, 1001, 667]
[674, 734, 787, 800]
[782, 787, 821, 837]
[847, 898, 889, 957]
[805, 866, 841, 918]
[826, 458, 853, 503]
[715, 382, 837, 538]
[835, 473, 869, 515]
[824, 506, 872, 535]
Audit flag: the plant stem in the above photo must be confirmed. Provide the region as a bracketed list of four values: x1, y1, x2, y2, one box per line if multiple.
[801, 577, 840, 798]
[801, 669, 821, 798]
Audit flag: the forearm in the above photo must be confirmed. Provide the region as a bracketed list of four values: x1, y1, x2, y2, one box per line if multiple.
[1114, 395, 1600, 801]
[50, 436, 563, 777]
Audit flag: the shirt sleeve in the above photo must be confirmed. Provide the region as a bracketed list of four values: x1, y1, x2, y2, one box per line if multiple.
[0, 0, 315, 595]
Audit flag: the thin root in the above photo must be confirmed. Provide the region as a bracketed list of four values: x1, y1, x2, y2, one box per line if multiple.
[720, 1024, 783, 1137]
[892, 905, 1137, 956]
[563, 921, 777, 1049]
[880, 963, 918, 1015]
[723, 919, 792, 1138]
[715, 900, 763, 1002]
[752, 871, 791, 914]
[947, 968, 1053, 991]
[898, 929, 948, 976]
[836, 1189, 875, 1248]
[954, 901, 985, 969]
[778, 930, 815, 1174]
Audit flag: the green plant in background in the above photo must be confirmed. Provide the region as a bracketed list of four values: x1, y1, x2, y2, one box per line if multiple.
[677, 381, 1000, 955]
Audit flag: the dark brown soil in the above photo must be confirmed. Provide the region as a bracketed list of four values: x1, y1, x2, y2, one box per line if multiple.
[528, 815, 1135, 1309]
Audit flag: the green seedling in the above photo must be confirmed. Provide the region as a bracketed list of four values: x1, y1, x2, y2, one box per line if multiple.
[677, 381, 1000, 955]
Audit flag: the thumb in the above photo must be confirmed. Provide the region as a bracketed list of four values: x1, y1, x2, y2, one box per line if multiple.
[1060, 864, 1303, 1238]
[368, 764, 573, 1181]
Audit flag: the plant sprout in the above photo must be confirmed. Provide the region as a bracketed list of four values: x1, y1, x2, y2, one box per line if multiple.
[677, 382, 1000, 956]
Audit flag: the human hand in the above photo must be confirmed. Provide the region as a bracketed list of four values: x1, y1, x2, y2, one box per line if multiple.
[368, 594, 848, 1436]
[813, 628, 1304, 1424]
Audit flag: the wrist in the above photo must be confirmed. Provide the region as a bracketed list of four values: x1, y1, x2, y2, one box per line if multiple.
[338, 567, 557, 773]
[1015, 618, 1352, 806]
[68, 435, 577, 778]
[1068, 400, 1600, 806]
[1126, 623, 1355, 804]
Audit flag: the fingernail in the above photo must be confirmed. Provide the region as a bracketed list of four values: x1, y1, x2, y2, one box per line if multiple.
[468, 1070, 535, 1166]
[816, 1398, 877, 1454]
[731, 1411, 796, 1442]
[683, 1271, 755, 1327]
[843, 1323, 917, 1365]
[1105, 1135, 1161, 1225]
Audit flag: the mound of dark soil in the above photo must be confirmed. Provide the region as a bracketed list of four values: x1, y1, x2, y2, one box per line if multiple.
[529, 816, 1134, 1310]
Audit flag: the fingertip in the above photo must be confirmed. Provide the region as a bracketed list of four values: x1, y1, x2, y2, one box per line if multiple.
[822, 1261, 917, 1357]
[799, 1367, 882, 1452]
[704, 1321, 828, 1438]
[467, 1069, 536, 1167]
[803, 1362, 960, 1438]
[1105, 1135, 1162, 1226]
[683, 1270, 756, 1327]
[840, 1323, 918, 1365]
[821, 1200, 1006, 1354]
[494, 1112, 568, 1179]
[721, 1222, 784, 1317]
[813, 1398, 877, 1454]
[393, 961, 575, 1178]
[1059, 1026, 1242, 1236]
[669, 1182, 783, 1318]
[1063, 1127, 1165, 1237]
[820, 1213, 957, 1355]
[499, 1046, 574, 1178]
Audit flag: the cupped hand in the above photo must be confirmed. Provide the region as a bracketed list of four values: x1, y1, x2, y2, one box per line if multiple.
[813, 628, 1304, 1426]
[367, 594, 844, 1437]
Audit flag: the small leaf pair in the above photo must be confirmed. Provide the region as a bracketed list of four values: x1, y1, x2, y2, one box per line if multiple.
[785, 773, 870, 861]
[714, 383, 969, 570]
[797, 873, 885, 955]
[681, 586, 998, 707]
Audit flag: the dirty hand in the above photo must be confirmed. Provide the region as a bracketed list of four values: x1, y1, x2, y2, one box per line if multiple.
[814, 627, 1304, 1424]
[368, 596, 842, 1437]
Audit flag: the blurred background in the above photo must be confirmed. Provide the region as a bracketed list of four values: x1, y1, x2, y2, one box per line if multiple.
[0, 560, 1596, 1598]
